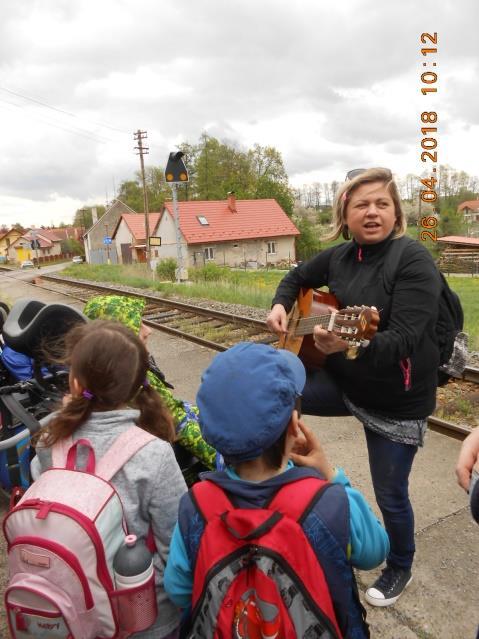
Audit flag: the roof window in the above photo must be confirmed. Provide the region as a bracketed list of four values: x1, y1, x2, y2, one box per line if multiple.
[197, 216, 209, 226]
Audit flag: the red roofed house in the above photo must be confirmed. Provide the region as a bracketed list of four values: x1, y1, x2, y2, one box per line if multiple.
[112, 213, 162, 264]
[9, 229, 62, 264]
[156, 193, 299, 269]
[458, 200, 479, 223]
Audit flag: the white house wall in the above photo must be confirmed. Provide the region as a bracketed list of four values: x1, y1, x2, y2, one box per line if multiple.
[187, 236, 296, 268]
[114, 220, 134, 263]
[153, 209, 188, 268]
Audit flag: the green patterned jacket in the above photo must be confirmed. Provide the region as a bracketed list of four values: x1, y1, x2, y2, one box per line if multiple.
[83, 295, 218, 471]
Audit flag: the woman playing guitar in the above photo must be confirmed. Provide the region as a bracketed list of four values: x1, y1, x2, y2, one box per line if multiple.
[267, 168, 442, 609]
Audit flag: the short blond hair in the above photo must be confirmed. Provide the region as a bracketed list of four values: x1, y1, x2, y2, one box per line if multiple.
[326, 168, 407, 241]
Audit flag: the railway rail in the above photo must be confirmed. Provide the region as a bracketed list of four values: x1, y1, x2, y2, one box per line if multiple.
[31, 274, 277, 351]
[3, 270, 478, 441]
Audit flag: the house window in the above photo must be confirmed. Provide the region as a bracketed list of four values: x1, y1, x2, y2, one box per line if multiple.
[204, 247, 214, 261]
[197, 216, 209, 226]
[267, 241, 277, 255]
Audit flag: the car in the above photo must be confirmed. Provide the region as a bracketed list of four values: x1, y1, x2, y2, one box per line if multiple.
[20, 260, 35, 269]
[72, 256, 84, 264]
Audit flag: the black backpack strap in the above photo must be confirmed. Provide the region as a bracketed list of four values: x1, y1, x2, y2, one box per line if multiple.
[382, 236, 416, 295]
[328, 242, 352, 284]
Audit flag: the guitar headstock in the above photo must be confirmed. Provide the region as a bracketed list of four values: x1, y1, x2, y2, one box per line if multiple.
[332, 305, 379, 345]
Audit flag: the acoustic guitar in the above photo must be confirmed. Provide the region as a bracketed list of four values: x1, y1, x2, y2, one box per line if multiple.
[278, 288, 379, 369]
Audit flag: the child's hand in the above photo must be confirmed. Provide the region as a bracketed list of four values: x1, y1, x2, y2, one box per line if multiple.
[290, 420, 336, 480]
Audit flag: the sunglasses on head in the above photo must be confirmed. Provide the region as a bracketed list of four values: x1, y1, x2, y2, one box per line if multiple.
[345, 168, 393, 181]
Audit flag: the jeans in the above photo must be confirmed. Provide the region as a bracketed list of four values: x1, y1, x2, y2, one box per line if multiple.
[364, 428, 417, 571]
[302, 368, 418, 571]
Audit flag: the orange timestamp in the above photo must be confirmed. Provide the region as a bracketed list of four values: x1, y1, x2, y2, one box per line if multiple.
[419, 32, 438, 242]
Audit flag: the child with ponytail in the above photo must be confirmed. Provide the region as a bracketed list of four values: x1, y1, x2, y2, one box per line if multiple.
[31, 320, 187, 639]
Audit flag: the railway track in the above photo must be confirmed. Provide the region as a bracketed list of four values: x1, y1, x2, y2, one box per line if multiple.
[6, 271, 479, 441]
[32, 274, 277, 351]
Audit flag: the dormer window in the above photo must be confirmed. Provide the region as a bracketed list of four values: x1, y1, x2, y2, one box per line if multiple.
[197, 216, 209, 226]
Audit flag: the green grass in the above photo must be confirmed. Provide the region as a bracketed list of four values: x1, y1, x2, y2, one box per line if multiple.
[64, 263, 478, 350]
[446, 276, 479, 350]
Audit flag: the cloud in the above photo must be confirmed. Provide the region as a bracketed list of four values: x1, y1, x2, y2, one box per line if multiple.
[0, 0, 478, 225]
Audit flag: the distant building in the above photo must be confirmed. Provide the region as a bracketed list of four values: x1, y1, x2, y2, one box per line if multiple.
[0, 228, 23, 262]
[112, 213, 162, 264]
[83, 200, 136, 264]
[458, 200, 479, 223]
[9, 229, 62, 263]
[155, 193, 299, 269]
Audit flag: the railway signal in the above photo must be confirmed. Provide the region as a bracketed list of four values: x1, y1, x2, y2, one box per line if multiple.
[165, 151, 189, 282]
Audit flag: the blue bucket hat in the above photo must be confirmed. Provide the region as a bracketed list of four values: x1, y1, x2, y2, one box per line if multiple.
[197, 342, 306, 463]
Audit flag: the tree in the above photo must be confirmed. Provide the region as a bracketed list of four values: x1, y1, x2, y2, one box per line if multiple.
[254, 176, 295, 216]
[437, 206, 467, 237]
[294, 217, 321, 260]
[73, 206, 106, 230]
[117, 168, 170, 213]
[115, 135, 296, 213]
[194, 135, 253, 200]
[116, 180, 144, 212]
[61, 238, 84, 255]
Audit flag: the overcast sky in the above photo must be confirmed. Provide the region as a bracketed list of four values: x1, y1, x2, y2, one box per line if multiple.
[1, 0, 477, 227]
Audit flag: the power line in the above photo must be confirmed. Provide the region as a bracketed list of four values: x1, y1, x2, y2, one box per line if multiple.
[0, 99, 113, 144]
[0, 85, 130, 135]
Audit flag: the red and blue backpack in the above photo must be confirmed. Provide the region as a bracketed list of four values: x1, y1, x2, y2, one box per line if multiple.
[182, 477, 349, 639]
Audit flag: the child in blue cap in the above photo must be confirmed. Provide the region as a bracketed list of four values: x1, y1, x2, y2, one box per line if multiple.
[164, 342, 389, 638]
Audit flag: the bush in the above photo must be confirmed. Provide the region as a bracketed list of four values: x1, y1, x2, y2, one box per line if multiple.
[156, 258, 177, 281]
[189, 263, 231, 282]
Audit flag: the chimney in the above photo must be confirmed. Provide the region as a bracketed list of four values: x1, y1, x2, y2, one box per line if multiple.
[227, 191, 237, 213]
[91, 207, 98, 225]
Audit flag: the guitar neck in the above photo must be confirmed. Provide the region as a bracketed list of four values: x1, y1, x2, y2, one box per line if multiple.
[293, 314, 338, 336]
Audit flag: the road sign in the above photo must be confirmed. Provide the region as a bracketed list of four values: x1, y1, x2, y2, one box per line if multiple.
[149, 236, 162, 246]
[103, 236, 112, 245]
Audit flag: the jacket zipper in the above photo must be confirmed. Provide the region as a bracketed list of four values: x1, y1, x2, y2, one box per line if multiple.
[400, 357, 412, 391]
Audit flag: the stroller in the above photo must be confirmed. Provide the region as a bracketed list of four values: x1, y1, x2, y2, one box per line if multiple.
[0, 299, 86, 499]
[0, 298, 207, 498]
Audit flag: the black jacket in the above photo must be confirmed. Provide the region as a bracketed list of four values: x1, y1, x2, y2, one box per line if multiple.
[272, 235, 441, 419]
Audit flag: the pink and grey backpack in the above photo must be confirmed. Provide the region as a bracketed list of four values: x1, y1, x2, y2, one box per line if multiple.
[3, 426, 158, 639]
[185, 477, 343, 639]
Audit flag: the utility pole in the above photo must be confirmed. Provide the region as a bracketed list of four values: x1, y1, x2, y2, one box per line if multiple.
[134, 130, 151, 271]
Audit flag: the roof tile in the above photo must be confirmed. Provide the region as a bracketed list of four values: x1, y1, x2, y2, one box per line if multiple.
[163, 199, 299, 244]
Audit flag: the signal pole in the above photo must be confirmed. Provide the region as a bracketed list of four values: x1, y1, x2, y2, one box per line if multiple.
[165, 151, 189, 282]
[31, 229, 40, 269]
[134, 130, 151, 270]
